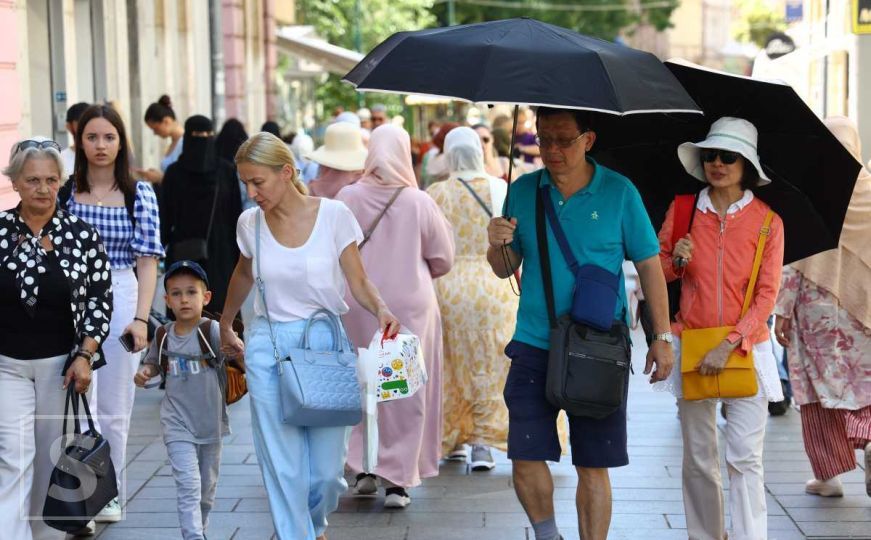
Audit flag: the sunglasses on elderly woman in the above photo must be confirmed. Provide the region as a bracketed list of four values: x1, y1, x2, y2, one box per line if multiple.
[700, 149, 740, 165]
[15, 140, 62, 153]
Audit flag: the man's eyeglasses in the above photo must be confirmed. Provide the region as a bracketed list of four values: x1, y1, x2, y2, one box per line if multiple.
[15, 140, 61, 154]
[534, 132, 586, 149]
[700, 149, 740, 165]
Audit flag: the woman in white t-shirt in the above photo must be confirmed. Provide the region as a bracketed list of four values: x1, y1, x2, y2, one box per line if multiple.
[219, 132, 400, 540]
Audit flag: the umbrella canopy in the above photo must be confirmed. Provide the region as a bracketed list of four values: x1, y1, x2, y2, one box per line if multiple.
[344, 18, 700, 116]
[599, 60, 862, 265]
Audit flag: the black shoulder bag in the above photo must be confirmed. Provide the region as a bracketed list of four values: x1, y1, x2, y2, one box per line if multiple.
[535, 186, 631, 419]
[43, 386, 118, 532]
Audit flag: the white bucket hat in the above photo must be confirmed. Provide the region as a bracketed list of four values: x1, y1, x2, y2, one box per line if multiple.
[677, 116, 772, 186]
[309, 122, 367, 171]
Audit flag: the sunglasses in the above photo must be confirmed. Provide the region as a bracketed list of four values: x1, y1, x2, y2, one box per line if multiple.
[535, 131, 586, 149]
[700, 149, 740, 165]
[15, 140, 61, 154]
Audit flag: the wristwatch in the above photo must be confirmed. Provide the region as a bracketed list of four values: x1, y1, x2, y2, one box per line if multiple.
[652, 331, 674, 344]
[75, 348, 96, 368]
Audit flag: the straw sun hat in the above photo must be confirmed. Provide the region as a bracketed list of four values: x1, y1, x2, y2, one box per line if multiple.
[309, 122, 367, 171]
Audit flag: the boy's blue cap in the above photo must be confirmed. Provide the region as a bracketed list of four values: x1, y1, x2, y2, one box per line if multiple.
[164, 260, 209, 289]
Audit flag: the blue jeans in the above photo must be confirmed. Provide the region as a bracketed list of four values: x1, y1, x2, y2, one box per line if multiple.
[245, 317, 352, 540]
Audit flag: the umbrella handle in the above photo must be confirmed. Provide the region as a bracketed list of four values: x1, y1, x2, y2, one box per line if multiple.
[504, 104, 520, 217]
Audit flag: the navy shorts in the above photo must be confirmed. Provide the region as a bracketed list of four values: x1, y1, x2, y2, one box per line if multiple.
[502, 340, 629, 468]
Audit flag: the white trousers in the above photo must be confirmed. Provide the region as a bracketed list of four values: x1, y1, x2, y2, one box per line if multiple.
[678, 396, 769, 540]
[0, 354, 68, 540]
[90, 267, 139, 503]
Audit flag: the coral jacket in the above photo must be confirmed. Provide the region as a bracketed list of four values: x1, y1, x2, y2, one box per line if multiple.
[658, 194, 785, 354]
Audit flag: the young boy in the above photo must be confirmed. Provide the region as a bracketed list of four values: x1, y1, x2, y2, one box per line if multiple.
[135, 261, 230, 540]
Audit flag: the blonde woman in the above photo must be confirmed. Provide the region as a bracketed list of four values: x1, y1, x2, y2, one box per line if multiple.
[219, 132, 399, 540]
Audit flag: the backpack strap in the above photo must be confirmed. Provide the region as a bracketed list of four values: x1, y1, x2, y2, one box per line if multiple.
[196, 320, 218, 367]
[157, 325, 170, 375]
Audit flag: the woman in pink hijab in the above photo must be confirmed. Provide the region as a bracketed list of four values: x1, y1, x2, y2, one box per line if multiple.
[336, 124, 455, 508]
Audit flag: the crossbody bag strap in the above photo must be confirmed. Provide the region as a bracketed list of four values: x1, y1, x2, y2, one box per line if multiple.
[740, 210, 774, 316]
[535, 186, 557, 327]
[255, 210, 283, 370]
[360, 187, 406, 249]
[456, 177, 493, 218]
[540, 185, 580, 275]
[204, 180, 220, 243]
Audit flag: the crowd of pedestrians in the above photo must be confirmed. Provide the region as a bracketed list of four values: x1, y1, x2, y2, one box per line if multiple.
[0, 95, 869, 540]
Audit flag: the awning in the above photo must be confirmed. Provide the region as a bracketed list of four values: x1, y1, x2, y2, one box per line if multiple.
[277, 26, 364, 76]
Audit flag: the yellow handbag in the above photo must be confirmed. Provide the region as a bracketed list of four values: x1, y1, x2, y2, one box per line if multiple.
[680, 211, 774, 401]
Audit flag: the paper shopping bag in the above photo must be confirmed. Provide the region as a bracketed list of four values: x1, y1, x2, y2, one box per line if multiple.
[367, 330, 427, 402]
[356, 347, 379, 472]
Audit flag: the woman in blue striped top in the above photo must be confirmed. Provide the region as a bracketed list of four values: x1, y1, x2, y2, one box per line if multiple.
[62, 104, 164, 523]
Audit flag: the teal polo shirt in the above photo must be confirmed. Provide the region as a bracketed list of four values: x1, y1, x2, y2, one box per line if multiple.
[504, 159, 660, 350]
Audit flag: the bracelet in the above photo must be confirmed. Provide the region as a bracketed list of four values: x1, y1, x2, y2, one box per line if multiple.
[133, 317, 149, 325]
[75, 349, 93, 361]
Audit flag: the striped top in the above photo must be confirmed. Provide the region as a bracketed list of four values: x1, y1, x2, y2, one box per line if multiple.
[66, 181, 164, 270]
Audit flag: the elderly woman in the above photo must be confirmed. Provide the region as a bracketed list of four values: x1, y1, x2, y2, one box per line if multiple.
[339, 124, 454, 508]
[774, 116, 871, 498]
[426, 127, 513, 470]
[0, 137, 113, 539]
[656, 117, 785, 540]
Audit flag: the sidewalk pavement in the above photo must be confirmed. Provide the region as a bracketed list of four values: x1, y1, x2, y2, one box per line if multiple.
[93, 327, 870, 539]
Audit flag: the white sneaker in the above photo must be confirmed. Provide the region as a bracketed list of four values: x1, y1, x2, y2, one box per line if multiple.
[353, 473, 377, 496]
[805, 477, 844, 497]
[384, 487, 411, 508]
[94, 497, 122, 522]
[69, 520, 96, 536]
[470, 445, 496, 471]
[446, 444, 468, 461]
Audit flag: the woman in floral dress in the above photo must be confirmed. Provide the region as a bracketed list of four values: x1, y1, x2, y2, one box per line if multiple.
[774, 116, 871, 498]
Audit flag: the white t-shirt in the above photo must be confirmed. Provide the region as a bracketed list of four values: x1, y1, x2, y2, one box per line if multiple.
[60, 147, 76, 178]
[236, 199, 364, 322]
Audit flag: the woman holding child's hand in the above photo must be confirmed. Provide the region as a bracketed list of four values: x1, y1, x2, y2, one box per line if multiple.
[219, 132, 400, 540]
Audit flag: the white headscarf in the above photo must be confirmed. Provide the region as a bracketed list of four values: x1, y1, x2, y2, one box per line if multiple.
[444, 126, 507, 216]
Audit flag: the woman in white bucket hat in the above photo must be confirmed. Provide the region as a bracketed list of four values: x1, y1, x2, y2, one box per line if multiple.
[308, 122, 368, 198]
[656, 117, 786, 540]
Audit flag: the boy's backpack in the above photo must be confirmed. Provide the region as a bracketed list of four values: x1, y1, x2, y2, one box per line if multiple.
[155, 314, 247, 405]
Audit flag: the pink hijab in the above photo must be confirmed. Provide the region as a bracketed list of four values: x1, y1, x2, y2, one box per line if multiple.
[357, 124, 418, 188]
[308, 166, 362, 199]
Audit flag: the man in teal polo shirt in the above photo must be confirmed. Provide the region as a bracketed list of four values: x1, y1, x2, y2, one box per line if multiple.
[487, 107, 674, 540]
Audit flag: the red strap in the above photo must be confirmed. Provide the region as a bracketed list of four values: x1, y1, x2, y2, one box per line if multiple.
[671, 194, 696, 245]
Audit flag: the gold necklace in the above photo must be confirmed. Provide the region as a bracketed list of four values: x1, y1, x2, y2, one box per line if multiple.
[92, 186, 115, 207]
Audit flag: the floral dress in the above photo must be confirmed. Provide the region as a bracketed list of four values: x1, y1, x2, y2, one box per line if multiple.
[428, 177, 568, 453]
[775, 266, 871, 409]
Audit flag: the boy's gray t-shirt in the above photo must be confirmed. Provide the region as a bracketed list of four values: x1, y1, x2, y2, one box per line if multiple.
[143, 319, 231, 444]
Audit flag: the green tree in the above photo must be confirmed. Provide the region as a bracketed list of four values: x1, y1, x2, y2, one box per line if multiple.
[732, 0, 787, 48]
[430, 0, 679, 40]
[296, 0, 436, 119]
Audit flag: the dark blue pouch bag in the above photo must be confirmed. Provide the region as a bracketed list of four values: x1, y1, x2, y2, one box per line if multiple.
[540, 185, 620, 331]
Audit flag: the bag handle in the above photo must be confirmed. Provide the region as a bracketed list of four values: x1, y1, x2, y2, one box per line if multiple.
[360, 187, 405, 249]
[740, 210, 774, 317]
[204, 179, 220, 243]
[456, 177, 493, 218]
[300, 308, 349, 353]
[62, 385, 97, 439]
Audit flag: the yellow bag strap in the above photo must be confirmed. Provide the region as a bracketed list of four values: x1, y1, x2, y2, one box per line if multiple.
[741, 210, 775, 316]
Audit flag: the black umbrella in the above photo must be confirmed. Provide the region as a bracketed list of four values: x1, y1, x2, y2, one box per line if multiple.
[345, 18, 700, 115]
[598, 60, 860, 265]
[344, 18, 701, 197]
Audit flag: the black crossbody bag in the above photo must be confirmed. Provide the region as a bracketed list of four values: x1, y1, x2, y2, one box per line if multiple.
[535, 186, 632, 419]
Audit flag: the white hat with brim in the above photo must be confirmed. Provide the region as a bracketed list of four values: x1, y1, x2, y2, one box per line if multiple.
[677, 116, 772, 186]
[309, 122, 368, 171]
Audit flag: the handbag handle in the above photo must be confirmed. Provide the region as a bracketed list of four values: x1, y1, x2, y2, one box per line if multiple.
[61, 385, 97, 439]
[300, 309, 351, 353]
[740, 210, 774, 317]
[360, 187, 405, 250]
[456, 177, 493, 218]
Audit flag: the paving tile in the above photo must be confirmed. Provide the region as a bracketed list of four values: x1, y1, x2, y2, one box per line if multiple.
[327, 526, 409, 540]
[787, 507, 871, 522]
[407, 526, 527, 539]
[798, 520, 871, 537]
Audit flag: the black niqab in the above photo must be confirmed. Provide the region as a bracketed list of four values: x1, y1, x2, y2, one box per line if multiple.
[178, 115, 217, 174]
[215, 119, 248, 164]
